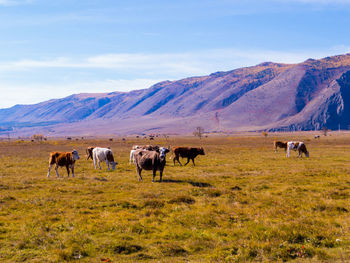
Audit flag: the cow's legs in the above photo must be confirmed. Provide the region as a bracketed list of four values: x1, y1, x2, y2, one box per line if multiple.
[129, 150, 134, 165]
[152, 168, 157, 182]
[159, 170, 163, 182]
[93, 157, 97, 169]
[191, 158, 195, 166]
[55, 165, 60, 177]
[66, 165, 70, 177]
[71, 164, 75, 177]
[106, 160, 110, 171]
[98, 161, 102, 170]
[47, 164, 53, 177]
[136, 166, 143, 181]
[173, 155, 182, 166]
[184, 158, 190, 166]
[286, 147, 291, 158]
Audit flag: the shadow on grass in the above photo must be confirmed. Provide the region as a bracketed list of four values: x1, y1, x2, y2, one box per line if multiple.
[161, 179, 212, 187]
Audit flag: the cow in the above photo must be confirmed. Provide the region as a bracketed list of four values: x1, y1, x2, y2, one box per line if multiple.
[129, 145, 160, 165]
[286, 141, 309, 158]
[47, 150, 80, 177]
[92, 147, 118, 171]
[133, 147, 169, 182]
[172, 147, 205, 166]
[273, 141, 288, 153]
[314, 135, 320, 139]
[86, 146, 95, 160]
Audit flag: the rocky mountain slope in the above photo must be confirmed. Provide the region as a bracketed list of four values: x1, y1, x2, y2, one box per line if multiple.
[1, 54, 350, 136]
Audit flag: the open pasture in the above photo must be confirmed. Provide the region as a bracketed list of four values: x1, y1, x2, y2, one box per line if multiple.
[0, 134, 349, 262]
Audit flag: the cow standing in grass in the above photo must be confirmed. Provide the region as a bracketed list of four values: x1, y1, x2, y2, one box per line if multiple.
[273, 141, 288, 153]
[172, 147, 205, 166]
[286, 141, 309, 158]
[92, 147, 118, 171]
[133, 147, 169, 182]
[47, 150, 80, 177]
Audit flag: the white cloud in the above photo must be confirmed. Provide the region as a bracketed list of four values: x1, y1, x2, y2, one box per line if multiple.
[0, 78, 162, 108]
[0, 0, 32, 6]
[0, 47, 349, 77]
[269, 0, 350, 3]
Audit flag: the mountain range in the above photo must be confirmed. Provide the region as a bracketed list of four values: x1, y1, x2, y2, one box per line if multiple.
[2, 53, 350, 136]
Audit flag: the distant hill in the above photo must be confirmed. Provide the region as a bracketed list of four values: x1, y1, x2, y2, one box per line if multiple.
[2, 54, 350, 136]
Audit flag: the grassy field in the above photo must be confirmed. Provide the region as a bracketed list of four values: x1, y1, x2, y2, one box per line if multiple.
[0, 133, 349, 262]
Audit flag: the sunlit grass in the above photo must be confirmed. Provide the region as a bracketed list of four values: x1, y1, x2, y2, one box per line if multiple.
[0, 134, 349, 262]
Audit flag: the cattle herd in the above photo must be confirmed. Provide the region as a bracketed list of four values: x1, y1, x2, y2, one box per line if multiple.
[46, 139, 309, 181]
[46, 145, 206, 182]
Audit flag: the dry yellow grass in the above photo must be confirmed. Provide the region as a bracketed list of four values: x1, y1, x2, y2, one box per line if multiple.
[0, 134, 349, 262]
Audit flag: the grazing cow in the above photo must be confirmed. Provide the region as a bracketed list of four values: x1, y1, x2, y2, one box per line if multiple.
[314, 135, 320, 139]
[133, 147, 169, 182]
[129, 145, 160, 165]
[172, 147, 205, 166]
[273, 141, 288, 152]
[47, 150, 80, 177]
[92, 147, 118, 171]
[86, 146, 95, 160]
[286, 141, 309, 158]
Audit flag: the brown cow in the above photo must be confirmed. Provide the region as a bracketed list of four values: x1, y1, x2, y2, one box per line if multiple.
[86, 146, 94, 160]
[273, 141, 288, 152]
[133, 147, 169, 182]
[47, 150, 80, 177]
[172, 147, 205, 166]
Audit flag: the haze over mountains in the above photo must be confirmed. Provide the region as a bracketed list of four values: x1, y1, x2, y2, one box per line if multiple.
[2, 54, 350, 136]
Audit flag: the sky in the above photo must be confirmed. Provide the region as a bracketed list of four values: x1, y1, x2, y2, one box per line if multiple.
[0, 0, 350, 108]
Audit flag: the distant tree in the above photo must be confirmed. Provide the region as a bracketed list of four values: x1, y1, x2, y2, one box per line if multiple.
[322, 127, 329, 136]
[261, 131, 268, 137]
[31, 134, 44, 141]
[193, 126, 205, 139]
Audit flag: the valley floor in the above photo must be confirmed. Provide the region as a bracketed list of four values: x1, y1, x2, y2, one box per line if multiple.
[0, 133, 349, 262]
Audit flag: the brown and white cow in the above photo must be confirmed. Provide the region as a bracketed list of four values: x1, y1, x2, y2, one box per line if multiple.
[92, 147, 118, 171]
[273, 141, 288, 153]
[47, 150, 80, 177]
[133, 147, 169, 182]
[129, 145, 160, 164]
[286, 141, 309, 158]
[172, 147, 205, 166]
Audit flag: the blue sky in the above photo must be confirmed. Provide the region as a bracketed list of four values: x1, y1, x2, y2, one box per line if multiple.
[1, 0, 350, 108]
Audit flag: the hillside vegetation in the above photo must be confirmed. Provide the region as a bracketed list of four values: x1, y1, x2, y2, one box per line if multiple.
[0, 134, 349, 262]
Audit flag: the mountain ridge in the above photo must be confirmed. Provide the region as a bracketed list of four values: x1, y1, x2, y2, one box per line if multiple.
[2, 53, 350, 136]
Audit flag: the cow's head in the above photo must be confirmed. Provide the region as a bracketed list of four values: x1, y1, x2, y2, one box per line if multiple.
[111, 161, 118, 170]
[159, 147, 170, 159]
[72, 149, 80, 160]
[305, 151, 309, 157]
[199, 147, 205, 155]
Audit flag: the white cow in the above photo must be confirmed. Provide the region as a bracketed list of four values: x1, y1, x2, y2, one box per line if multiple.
[92, 147, 118, 171]
[286, 141, 309, 158]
